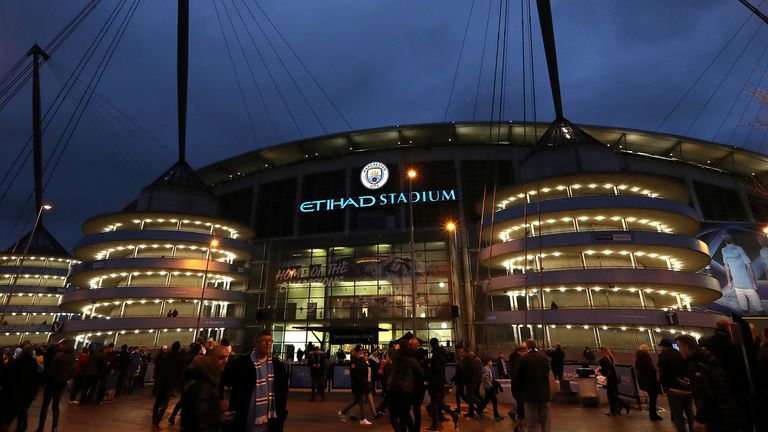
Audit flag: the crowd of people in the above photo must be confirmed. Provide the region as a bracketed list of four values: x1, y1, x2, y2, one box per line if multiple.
[0, 317, 766, 432]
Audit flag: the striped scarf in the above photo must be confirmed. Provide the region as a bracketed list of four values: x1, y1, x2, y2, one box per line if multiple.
[248, 352, 277, 429]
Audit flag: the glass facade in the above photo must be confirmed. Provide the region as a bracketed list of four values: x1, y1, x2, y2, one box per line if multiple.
[263, 234, 456, 358]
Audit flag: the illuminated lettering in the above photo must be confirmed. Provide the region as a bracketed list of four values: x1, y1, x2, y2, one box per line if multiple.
[298, 189, 458, 213]
[360, 196, 376, 207]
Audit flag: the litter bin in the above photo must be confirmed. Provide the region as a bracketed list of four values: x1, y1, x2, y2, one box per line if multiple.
[576, 367, 599, 407]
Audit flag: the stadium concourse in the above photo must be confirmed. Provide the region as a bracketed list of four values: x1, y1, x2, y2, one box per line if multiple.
[24, 387, 678, 432]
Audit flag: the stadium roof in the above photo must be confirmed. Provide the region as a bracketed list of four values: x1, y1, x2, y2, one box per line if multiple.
[197, 122, 768, 186]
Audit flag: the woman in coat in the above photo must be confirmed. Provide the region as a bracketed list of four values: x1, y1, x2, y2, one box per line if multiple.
[599, 346, 630, 416]
[634, 347, 662, 421]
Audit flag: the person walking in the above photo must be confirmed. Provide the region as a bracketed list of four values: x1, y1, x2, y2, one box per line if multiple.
[126, 346, 141, 393]
[0, 342, 41, 432]
[136, 346, 151, 389]
[68, 346, 89, 404]
[386, 341, 421, 432]
[308, 347, 326, 402]
[337, 345, 373, 425]
[450, 348, 465, 416]
[36, 340, 75, 432]
[513, 339, 551, 432]
[634, 345, 662, 421]
[674, 334, 742, 432]
[180, 345, 230, 432]
[582, 346, 596, 363]
[461, 351, 482, 418]
[598, 346, 629, 417]
[475, 357, 503, 421]
[368, 347, 381, 395]
[548, 344, 565, 382]
[496, 352, 508, 378]
[699, 320, 752, 431]
[507, 344, 527, 431]
[223, 330, 289, 432]
[426, 338, 458, 431]
[152, 341, 184, 430]
[657, 338, 694, 432]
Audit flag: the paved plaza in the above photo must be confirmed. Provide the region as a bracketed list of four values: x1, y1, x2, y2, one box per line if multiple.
[21, 387, 682, 432]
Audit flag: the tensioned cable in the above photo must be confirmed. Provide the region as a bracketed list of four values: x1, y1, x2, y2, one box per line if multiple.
[245, 0, 352, 130]
[0, 0, 102, 111]
[0, 54, 28, 96]
[222, 1, 282, 142]
[683, 20, 765, 136]
[443, 0, 478, 121]
[44, 0, 140, 194]
[236, 0, 327, 135]
[32, 0, 131, 202]
[727, 65, 768, 145]
[228, 1, 304, 138]
[714, 38, 768, 142]
[48, 60, 162, 181]
[49, 58, 176, 159]
[745, 74, 768, 150]
[472, 0, 495, 120]
[211, 0, 272, 143]
[0, 0, 120, 210]
[656, 3, 764, 132]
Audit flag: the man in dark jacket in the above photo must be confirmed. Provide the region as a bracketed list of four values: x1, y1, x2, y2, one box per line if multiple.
[338, 345, 371, 424]
[461, 351, 482, 418]
[513, 339, 551, 432]
[386, 341, 421, 432]
[507, 344, 527, 429]
[307, 347, 326, 402]
[547, 344, 565, 381]
[675, 334, 742, 432]
[1, 342, 40, 432]
[634, 344, 662, 421]
[180, 345, 229, 432]
[699, 320, 752, 431]
[223, 330, 288, 432]
[657, 338, 693, 432]
[152, 341, 184, 429]
[426, 338, 458, 431]
[37, 340, 75, 432]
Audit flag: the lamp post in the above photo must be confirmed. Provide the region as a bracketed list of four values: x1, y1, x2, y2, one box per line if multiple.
[195, 238, 219, 342]
[407, 169, 417, 335]
[0, 202, 52, 328]
[445, 221, 460, 347]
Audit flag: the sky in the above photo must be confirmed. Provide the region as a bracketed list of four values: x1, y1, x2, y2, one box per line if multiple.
[0, 0, 767, 251]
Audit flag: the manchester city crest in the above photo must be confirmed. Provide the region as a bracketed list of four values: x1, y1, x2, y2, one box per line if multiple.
[360, 162, 389, 190]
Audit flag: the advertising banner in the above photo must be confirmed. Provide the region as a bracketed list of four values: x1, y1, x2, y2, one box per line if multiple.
[698, 224, 768, 315]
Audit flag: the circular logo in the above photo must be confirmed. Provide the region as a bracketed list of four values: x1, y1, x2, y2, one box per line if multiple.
[360, 162, 389, 190]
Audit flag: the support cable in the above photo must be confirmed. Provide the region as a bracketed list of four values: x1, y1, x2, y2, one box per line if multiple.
[0, 0, 122, 210]
[44, 0, 140, 194]
[228, 1, 304, 138]
[714, 38, 768, 141]
[656, 4, 763, 131]
[0, 0, 102, 111]
[245, 0, 353, 130]
[472, 0, 495, 120]
[443, 0, 477, 121]
[728, 65, 768, 145]
[236, 0, 327, 135]
[684, 20, 764, 136]
[211, 0, 272, 143]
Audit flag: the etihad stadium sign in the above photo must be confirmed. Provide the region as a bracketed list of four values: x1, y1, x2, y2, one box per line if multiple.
[299, 189, 457, 213]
